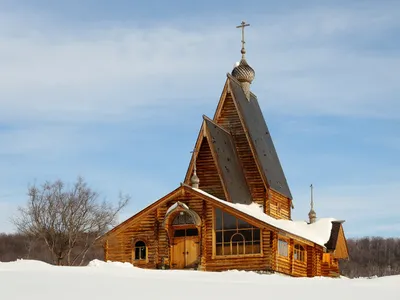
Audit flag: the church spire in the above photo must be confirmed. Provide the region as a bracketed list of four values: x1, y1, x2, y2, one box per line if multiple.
[231, 21, 255, 99]
[308, 184, 317, 224]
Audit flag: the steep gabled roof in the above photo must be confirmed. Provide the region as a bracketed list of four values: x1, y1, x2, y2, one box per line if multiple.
[203, 116, 252, 205]
[228, 75, 292, 199]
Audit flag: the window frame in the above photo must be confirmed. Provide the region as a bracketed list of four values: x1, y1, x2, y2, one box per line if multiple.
[213, 208, 263, 258]
[294, 244, 306, 262]
[132, 239, 148, 262]
[278, 238, 289, 257]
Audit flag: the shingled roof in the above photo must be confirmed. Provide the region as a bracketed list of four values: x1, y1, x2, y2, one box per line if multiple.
[228, 75, 292, 199]
[203, 116, 252, 205]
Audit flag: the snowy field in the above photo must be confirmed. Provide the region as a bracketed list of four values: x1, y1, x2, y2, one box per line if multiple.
[1, 260, 399, 300]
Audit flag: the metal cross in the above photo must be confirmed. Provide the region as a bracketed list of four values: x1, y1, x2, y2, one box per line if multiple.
[236, 21, 250, 52]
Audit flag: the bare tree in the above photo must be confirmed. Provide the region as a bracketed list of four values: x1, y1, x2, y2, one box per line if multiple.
[12, 177, 129, 266]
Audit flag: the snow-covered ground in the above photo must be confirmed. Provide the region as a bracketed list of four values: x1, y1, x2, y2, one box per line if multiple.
[1, 260, 399, 300]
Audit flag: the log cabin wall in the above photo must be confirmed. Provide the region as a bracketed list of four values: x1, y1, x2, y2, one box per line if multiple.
[105, 191, 207, 269]
[272, 234, 315, 277]
[306, 245, 316, 277]
[104, 188, 335, 277]
[291, 242, 308, 277]
[106, 210, 158, 268]
[196, 138, 226, 200]
[322, 253, 340, 277]
[275, 235, 292, 275]
[315, 246, 323, 276]
[268, 189, 291, 220]
[215, 93, 266, 208]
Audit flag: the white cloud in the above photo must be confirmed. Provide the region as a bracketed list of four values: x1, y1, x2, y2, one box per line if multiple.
[0, 5, 398, 123]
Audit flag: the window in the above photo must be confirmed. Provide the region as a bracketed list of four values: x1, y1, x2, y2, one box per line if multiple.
[134, 241, 146, 260]
[278, 239, 288, 257]
[172, 212, 194, 225]
[173, 228, 198, 237]
[214, 208, 261, 256]
[294, 244, 305, 262]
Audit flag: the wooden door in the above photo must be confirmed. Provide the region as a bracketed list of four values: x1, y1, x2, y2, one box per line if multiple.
[171, 236, 199, 269]
[172, 237, 185, 269]
[184, 237, 199, 268]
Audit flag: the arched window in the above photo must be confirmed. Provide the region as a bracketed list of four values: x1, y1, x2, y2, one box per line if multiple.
[231, 233, 245, 255]
[294, 244, 305, 262]
[134, 241, 146, 260]
[172, 212, 195, 225]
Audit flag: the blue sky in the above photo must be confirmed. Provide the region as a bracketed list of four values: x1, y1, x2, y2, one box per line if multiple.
[0, 0, 399, 237]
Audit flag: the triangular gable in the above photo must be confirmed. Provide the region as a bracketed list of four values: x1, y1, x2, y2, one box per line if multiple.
[325, 221, 349, 259]
[227, 74, 293, 199]
[99, 186, 186, 240]
[203, 116, 252, 205]
[184, 79, 229, 183]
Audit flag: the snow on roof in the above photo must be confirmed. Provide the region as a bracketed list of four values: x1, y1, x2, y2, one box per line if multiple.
[193, 187, 334, 247]
[166, 202, 189, 215]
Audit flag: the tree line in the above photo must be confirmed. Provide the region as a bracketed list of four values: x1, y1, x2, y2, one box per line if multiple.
[339, 237, 400, 278]
[1, 232, 399, 278]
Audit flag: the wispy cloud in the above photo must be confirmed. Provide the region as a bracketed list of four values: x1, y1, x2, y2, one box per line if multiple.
[0, 5, 399, 124]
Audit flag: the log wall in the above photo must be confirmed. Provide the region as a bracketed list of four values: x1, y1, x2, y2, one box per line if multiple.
[268, 189, 291, 220]
[196, 137, 226, 200]
[322, 253, 340, 277]
[104, 188, 339, 277]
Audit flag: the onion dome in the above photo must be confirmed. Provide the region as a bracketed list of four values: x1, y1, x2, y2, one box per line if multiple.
[232, 56, 255, 84]
[232, 21, 255, 98]
[191, 170, 200, 189]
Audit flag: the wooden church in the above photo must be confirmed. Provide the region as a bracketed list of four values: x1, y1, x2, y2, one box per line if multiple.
[101, 22, 349, 277]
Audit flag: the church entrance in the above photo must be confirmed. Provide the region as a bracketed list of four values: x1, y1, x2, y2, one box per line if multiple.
[170, 211, 200, 269]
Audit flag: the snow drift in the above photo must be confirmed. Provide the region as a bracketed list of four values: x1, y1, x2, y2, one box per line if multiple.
[1, 259, 398, 300]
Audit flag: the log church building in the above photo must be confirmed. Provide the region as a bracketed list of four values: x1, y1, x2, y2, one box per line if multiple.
[101, 22, 349, 277]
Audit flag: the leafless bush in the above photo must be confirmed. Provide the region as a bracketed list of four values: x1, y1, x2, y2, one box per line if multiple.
[12, 177, 129, 266]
